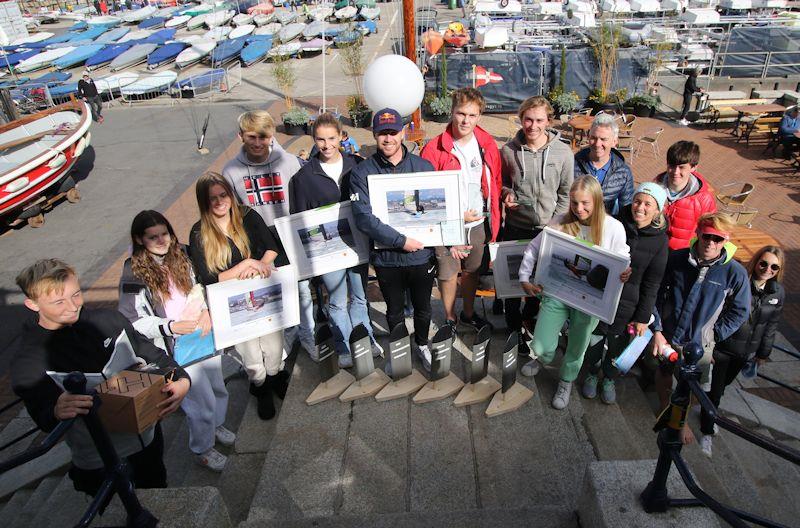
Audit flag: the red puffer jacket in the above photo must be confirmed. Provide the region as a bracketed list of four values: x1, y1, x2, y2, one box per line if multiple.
[655, 171, 717, 250]
[420, 124, 503, 241]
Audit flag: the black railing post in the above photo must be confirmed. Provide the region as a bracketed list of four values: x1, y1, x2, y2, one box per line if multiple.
[63, 372, 158, 528]
[640, 342, 705, 513]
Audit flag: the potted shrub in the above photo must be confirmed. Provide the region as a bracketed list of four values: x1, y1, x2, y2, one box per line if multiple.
[548, 89, 581, 116]
[282, 107, 311, 135]
[625, 93, 660, 117]
[588, 22, 623, 114]
[347, 95, 372, 128]
[423, 92, 452, 122]
[340, 33, 371, 128]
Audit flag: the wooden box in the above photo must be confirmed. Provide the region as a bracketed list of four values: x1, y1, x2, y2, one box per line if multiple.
[96, 370, 167, 434]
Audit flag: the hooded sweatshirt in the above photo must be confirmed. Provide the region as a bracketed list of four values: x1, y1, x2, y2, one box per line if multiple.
[222, 142, 302, 226]
[501, 129, 574, 231]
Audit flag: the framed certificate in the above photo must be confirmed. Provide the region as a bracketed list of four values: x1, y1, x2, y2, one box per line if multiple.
[367, 170, 464, 247]
[205, 266, 300, 349]
[274, 201, 370, 280]
[489, 240, 531, 299]
[532, 227, 630, 324]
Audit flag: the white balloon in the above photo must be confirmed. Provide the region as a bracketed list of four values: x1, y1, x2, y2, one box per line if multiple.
[362, 54, 425, 117]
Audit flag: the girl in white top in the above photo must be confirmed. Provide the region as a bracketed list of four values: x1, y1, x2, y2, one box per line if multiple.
[517, 176, 630, 410]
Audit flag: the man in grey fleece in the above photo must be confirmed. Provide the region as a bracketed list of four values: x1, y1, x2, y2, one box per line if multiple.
[500, 96, 574, 347]
[221, 110, 315, 355]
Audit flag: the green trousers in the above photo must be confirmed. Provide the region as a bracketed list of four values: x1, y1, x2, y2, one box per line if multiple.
[529, 296, 599, 383]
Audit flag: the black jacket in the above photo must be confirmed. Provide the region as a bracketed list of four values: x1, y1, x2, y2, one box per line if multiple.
[683, 75, 698, 97]
[288, 153, 360, 213]
[716, 279, 784, 360]
[600, 205, 669, 334]
[78, 79, 99, 98]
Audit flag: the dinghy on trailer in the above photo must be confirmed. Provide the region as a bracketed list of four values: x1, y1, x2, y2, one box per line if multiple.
[230, 24, 256, 39]
[208, 37, 245, 64]
[278, 23, 305, 42]
[268, 42, 300, 58]
[255, 22, 282, 36]
[48, 83, 79, 101]
[233, 13, 255, 25]
[308, 5, 333, 20]
[475, 25, 508, 47]
[175, 40, 217, 68]
[95, 71, 139, 94]
[120, 71, 177, 96]
[203, 26, 233, 41]
[117, 29, 152, 43]
[53, 44, 105, 70]
[3, 49, 39, 68]
[147, 42, 187, 68]
[300, 38, 325, 52]
[359, 6, 380, 20]
[28, 72, 71, 86]
[679, 7, 720, 23]
[11, 32, 54, 45]
[85, 43, 131, 69]
[248, 2, 276, 15]
[94, 26, 130, 43]
[276, 11, 298, 25]
[109, 43, 158, 71]
[240, 37, 272, 65]
[165, 15, 191, 29]
[205, 10, 235, 28]
[356, 20, 376, 35]
[86, 16, 123, 27]
[139, 16, 167, 30]
[174, 68, 226, 96]
[253, 13, 275, 25]
[187, 14, 210, 30]
[600, 0, 631, 12]
[334, 5, 357, 20]
[122, 5, 158, 24]
[16, 47, 76, 73]
[0, 101, 92, 224]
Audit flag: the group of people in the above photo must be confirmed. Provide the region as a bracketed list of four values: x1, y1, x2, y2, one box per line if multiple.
[10, 88, 786, 503]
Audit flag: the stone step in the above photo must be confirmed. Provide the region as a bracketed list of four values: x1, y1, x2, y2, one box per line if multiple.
[102, 486, 234, 528]
[0, 407, 39, 460]
[239, 505, 576, 528]
[11, 475, 63, 528]
[29, 474, 93, 527]
[581, 385, 650, 461]
[614, 377, 661, 459]
[0, 488, 32, 527]
[0, 441, 71, 500]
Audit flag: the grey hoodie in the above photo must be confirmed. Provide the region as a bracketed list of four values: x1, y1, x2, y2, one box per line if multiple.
[501, 129, 574, 231]
[222, 142, 302, 226]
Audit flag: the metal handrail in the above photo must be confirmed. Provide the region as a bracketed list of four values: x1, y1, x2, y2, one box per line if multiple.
[0, 418, 73, 475]
[641, 343, 799, 528]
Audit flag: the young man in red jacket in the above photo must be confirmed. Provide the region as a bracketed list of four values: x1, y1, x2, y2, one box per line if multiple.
[421, 88, 502, 331]
[653, 141, 716, 250]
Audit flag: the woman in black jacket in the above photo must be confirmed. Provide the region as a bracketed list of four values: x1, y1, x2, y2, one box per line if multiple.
[699, 245, 786, 457]
[582, 182, 669, 404]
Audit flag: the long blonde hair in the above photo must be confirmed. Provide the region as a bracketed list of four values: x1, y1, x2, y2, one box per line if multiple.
[558, 176, 606, 244]
[195, 172, 251, 274]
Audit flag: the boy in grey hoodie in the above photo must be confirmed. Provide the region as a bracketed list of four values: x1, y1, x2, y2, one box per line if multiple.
[221, 110, 314, 354]
[500, 96, 574, 347]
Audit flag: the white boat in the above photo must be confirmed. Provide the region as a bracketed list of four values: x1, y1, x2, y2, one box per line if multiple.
[86, 15, 123, 26]
[175, 40, 217, 68]
[16, 47, 76, 73]
[253, 13, 275, 25]
[232, 13, 255, 25]
[109, 43, 158, 71]
[276, 11, 298, 25]
[117, 29, 153, 43]
[203, 26, 233, 41]
[359, 6, 380, 19]
[473, 0, 523, 13]
[174, 34, 204, 45]
[303, 20, 324, 38]
[679, 7, 720, 22]
[600, 0, 631, 12]
[95, 71, 139, 94]
[308, 6, 333, 20]
[205, 10, 235, 28]
[11, 32, 54, 45]
[255, 22, 282, 36]
[621, 22, 651, 43]
[562, 10, 596, 26]
[649, 25, 679, 42]
[752, 0, 784, 6]
[122, 5, 158, 23]
[154, 6, 179, 18]
[533, 1, 564, 14]
[334, 6, 357, 20]
[278, 22, 305, 42]
[564, 0, 597, 12]
[165, 15, 191, 28]
[718, 0, 752, 8]
[268, 42, 301, 57]
[630, 0, 665, 10]
[187, 14, 209, 30]
[0, 101, 92, 221]
[230, 24, 256, 39]
[475, 26, 508, 47]
[120, 71, 177, 96]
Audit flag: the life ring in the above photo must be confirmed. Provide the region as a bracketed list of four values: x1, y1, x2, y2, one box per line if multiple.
[500, 0, 509, 7]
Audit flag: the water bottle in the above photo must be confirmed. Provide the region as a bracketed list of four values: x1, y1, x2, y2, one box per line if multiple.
[658, 345, 679, 363]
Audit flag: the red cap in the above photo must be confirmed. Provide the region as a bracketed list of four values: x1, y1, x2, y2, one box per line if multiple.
[697, 220, 730, 240]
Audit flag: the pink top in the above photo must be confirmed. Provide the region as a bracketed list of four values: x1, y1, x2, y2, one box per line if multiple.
[162, 276, 203, 322]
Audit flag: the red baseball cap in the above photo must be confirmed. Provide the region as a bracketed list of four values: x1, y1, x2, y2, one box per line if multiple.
[697, 219, 730, 239]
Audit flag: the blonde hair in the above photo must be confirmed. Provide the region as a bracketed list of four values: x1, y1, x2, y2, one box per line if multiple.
[238, 110, 276, 137]
[195, 172, 251, 275]
[558, 176, 606, 244]
[696, 212, 735, 236]
[517, 95, 554, 122]
[747, 245, 786, 282]
[16, 259, 76, 300]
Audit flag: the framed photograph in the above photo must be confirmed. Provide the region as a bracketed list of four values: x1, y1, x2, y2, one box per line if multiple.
[532, 227, 630, 324]
[489, 240, 532, 299]
[367, 170, 464, 247]
[206, 266, 300, 349]
[274, 201, 370, 280]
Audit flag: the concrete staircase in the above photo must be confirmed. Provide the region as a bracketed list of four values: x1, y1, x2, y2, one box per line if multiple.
[0, 303, 798, 527]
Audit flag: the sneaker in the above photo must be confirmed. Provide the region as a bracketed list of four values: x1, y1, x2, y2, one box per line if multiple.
[520, 358, 541, 377]
[417, 344, 432, 372]
[678, 118, 689, 126]
[600, 378, 616, 405]
[371, 337, 384, 358]
[552, 380, 572, 410]
[215, 425, 236, 447]
[582, 374, 599, 399]
[459, 311, 492, 331]
[713, 423, 719, 435]
[700, 434, 713, 458]
[338, 353, 353, 369]
[195, 448, 227, 472]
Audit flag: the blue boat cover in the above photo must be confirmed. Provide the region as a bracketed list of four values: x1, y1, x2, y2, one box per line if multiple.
[209, 38, 245, 63]
[85, 43, 132, 68]
[139, 16, 166, 29]
[53, 44, 106, 69]
[4, 49, 38, 66]
[69, 21, 89, 31]
[29, 71, 72, 85]
[49, 82, 79, 98]
[241, 39, 272, 65]
[143, 28, 177, 45]
[147, 42, 187, 67]
[95, 27, 130, 43]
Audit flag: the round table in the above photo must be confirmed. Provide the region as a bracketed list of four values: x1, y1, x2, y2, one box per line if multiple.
[567, 115, 594, 149]
[729, 225, 780, 264]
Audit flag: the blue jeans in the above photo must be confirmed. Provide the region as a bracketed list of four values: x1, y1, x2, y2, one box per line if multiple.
[320, 264, 372, 356]
[284, 279, 315, 351]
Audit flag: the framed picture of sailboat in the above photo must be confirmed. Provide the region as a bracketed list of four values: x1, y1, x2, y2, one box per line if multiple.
[367, 171, 465, 247]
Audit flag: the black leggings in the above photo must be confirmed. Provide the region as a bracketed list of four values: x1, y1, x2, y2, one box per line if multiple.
[502, 224, 542, 331]
[585, 331, 630, 379]
[700, 350, 746, 435]
[375, 262, 436, 346]
[680, 93, 693, 120]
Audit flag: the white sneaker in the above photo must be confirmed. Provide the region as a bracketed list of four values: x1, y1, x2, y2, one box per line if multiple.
[417, 344, 432, 372]
[215, 425, 236, 447]
[713, 423, 719, 435]
[700, 434, 713, 458]
[552, 380, 572, 410]
[679, 118, 689, 126]
[520, 358, 541, 377]
[195, 447, 227, 472]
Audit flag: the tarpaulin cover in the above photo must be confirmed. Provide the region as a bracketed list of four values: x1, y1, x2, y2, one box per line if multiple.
[718, 26, 800, 77]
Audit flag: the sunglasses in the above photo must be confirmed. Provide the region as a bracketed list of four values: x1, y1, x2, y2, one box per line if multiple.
[758, 260, 780, 272]
[701, 233, 726, 243]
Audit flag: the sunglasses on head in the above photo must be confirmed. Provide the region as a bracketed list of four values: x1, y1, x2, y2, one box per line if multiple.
[701, 233, 726, 243]
[758, 260, 780, 272]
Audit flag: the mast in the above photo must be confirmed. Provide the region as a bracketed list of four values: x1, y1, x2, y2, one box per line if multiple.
[402, 0, 420, 129]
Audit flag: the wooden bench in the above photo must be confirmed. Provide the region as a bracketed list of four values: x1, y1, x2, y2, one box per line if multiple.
[703, 98, 771, 129]
[739, 116, 783, 146]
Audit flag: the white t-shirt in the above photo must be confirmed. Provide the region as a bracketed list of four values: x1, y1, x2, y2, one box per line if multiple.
[452, 134, 486, 229]
[320, 156, 344, 188]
